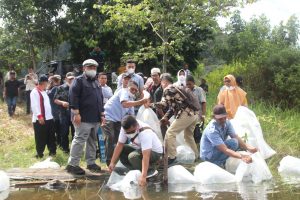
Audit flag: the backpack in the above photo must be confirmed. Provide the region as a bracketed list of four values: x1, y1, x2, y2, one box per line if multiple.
[174, 86, 201, 111]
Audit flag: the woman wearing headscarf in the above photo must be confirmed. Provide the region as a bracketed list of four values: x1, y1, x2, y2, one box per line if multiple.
[174, 69, 187, 86]
[217, 74, 247, 119]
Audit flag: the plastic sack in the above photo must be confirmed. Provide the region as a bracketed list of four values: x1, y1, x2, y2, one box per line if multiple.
[0, 189, 9, 200]
[194, 162, 236, 184]
[0, 171, 9, 192]
[168, 165, 197, 184]
[225, 156, 242, 174]
[168, 183, 196, 193]
[231, 106, 276, 159]
[176, 145, 195, 164]
[30, 157, 60, 169]
[235, 152, 272, 183]
[108, 170, 142, 200]
[136, 105, 163, 144]
[278, 156, 300, 177]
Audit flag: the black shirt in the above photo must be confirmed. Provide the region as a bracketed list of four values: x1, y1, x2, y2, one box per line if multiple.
[69, 74, 104, 123]
[5, 79, 21, 97]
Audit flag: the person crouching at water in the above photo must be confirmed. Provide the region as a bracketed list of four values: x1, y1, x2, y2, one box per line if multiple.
[200, 104, 257, 167]
[108, 115, 163, 186]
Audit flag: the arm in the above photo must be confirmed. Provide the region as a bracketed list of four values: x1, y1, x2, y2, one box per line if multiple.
[108, 142, 124, 172]
[216, 144, 252, 163]
[121, 99, 147, 108]
[69, 79, 81, 125]
[234, 135, 257, 153]
[139, 149, 151, 186]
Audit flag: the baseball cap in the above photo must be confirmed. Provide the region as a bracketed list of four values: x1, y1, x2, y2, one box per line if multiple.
[82, 59, 98, 67]
[66, 72, 75, 79]
[151, 68, 161, 75]
[39, 74, 49, 83]
[213, 104, 227, 119]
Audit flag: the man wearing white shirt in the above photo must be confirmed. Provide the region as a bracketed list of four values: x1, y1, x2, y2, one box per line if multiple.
[24, 67, 38, 114]
[108, 115, 163, 186]
[30, 75, 56, 158]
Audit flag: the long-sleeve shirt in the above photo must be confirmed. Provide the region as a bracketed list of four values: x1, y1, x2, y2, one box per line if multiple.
[69, 74, 104, 123]
[24, 73, 38, 91]
[30, 88, 53, 122]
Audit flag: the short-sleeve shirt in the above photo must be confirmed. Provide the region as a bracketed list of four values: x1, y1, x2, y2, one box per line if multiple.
[5, 80, 21, 97]
[118, 120, 163, 153]
[200, 120, 236, 160]
[104, 88, 135, 122]
[192, 86, 206, 113]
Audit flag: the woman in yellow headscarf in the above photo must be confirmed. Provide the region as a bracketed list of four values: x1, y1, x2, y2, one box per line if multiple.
[217, 74, 247, 119]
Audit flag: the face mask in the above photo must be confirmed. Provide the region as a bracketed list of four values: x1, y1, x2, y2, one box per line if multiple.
[127, 68, 135, 75]
[127, 131, 138, 139]
[128, 90, 136, 99]
[229, 86, 235, 90]
[85, 70, 96, 78]
[179, 75, 185, 82]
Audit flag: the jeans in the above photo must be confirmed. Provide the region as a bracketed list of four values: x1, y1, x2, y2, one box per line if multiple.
[68, 122, 99, 166]
[120, 144, 162, 170]
[26, 90, 31, 114]
[207, 138, 239, 167]
[6, 96, 17, 116]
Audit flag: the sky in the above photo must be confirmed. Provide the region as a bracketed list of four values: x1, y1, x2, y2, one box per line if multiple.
[218, 0, 300, 28]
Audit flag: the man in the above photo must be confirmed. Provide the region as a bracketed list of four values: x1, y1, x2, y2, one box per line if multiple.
[186, 75, 206, 122]
[54, 72, 75, 153]
[103, 79, 149, 166]
[199, 78, 208, 94]
[117, 59, 144, 95]
[30, 75, 56, 158]
[147, 68, 162, 102]
[108, 115, 163, 186]
[90, 47, 105, 72]
[200, 104, 257, 167]
[24, 67, 38, 114]
[155, 73, 200, 165]
[66, 59, 105, 175]
[183, 63, 192, 76]
[3, 71, 21, 117]
[98, 72, 113, 104]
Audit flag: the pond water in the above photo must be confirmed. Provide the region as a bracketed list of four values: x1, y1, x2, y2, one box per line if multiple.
[4, 176, 300, 200]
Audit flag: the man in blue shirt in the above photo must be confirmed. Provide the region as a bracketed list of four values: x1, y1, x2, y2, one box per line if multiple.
[200, 104, 257, 167]
[66, 59, 105, 175]
[103, 78, 148, 166]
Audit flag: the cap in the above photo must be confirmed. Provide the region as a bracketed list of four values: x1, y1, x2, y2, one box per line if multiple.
[39, 74, 49, 83]
[53, 74, 61, 80]
[213, 104, 227, 119]
[82, 59, 98, 67]
[66, 72, 75, 79]
[122, 72, 132, 79]
[151, 68, 161, 75]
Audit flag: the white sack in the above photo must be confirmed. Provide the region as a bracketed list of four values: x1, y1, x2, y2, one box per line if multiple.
[0, 171, 9, 191]
[231, 106, 276, 159]
[168, 165, 197, 184]
[136, 105, 163, 144]
[235, 152, 272, 183]
[194, 162, 236, 184]
[225, 156, 242, 174]
[30, 157, 60, 169]
[176, 145, 195, 164]
[278, 156, 300, 177]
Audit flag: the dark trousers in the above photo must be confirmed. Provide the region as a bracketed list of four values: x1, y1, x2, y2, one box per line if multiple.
[59, 116, 74, 152]
[54, 119, 61, 147]
[120, 144, 162, 170]
[26, 90, 31, 114]
[33, 119, 56, 157]
[102, 120, 121, 166]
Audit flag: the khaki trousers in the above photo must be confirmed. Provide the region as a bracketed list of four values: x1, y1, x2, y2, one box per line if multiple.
[165, 111, 199, 159]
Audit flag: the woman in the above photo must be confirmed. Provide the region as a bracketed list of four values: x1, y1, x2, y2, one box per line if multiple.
[217, 74, 247, 119]
[174, 69, 187, 86]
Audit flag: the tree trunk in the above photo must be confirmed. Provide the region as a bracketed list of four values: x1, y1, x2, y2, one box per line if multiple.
[29, 45, 37, 71]
[162, 44, 167, 73]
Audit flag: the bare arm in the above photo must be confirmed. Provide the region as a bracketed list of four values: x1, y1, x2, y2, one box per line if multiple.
[108, 142, 125, 172]
[122, 99, 147, 108]
[141, 149, 151, 178]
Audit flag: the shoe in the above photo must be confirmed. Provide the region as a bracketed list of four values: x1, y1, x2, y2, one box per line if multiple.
[66, 165, 85, 175]
[35, 154, 44, 159]
[168, 157, 178, 166]
[146, 169, 158, 178]
[49, 152, 56, 157]
[87, 164, 102, 173]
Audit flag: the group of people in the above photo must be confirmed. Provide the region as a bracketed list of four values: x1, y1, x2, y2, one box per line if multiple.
[2, 57, 257, 187]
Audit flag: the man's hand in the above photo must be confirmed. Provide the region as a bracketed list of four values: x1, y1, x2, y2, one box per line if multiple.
[73, 114, 81, 127]
[247, 145, 258, 154]
[143, 99, 151, 108]
[241, 154, 252, 164]
[108, 163, 115, 173]
[38, 118, 45, 125]
[62, 102, 69, 108]
[138, 176, 147, 187]
[160, 117, 169, 126]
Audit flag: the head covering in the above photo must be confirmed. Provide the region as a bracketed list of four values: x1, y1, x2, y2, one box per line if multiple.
[38, 75, 49, 84]
[213, 105, 227, 119]
[66, 72, 75, 79]
[217, 74, 247, 119]
[82, 59, 98, 67]
[151, 68, 161, 75]
[53, 74, 61, 80]
[122, 72, 132, 79]
[175, 69, 187, 86]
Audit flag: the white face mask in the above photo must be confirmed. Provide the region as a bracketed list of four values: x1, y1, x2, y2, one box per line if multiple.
[179, 75, 185, 82]
[85, 70, 96, 78]
[127, 131, 138, 139]
[127, 68, 135, 75]
[128, 90, 136, 99]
